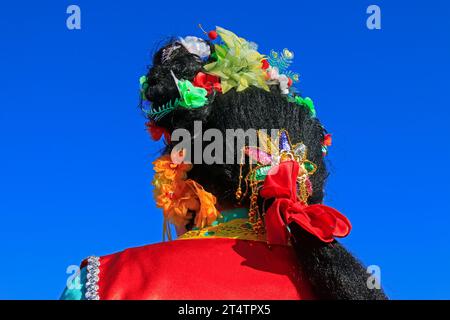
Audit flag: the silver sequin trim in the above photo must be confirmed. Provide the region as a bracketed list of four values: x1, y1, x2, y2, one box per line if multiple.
[84, 256, 100, 300]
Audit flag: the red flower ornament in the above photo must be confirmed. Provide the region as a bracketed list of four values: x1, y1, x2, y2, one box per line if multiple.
[323, 134, 332, 147]
[146, 121, 170, 143]
[193, 72, 222, 95]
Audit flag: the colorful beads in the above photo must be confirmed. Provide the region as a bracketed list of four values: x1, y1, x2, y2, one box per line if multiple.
[279, 131, 291, 152]
[303, 161, 316, 173]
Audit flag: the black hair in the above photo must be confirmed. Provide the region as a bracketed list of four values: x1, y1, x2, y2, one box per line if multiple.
[142, 41, 387, 300]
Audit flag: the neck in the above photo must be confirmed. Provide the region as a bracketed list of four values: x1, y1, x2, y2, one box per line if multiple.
[174, 207, 249, 236]
[177, 207, 266, 242]
[213, 207, 249, 224]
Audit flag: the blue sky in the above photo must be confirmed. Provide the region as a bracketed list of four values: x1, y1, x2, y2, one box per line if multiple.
[0, 0, 449, 299]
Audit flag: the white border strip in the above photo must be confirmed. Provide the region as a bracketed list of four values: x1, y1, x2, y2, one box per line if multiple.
[85, 256, 100, 300]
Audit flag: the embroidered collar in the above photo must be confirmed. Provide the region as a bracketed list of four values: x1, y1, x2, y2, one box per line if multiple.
[177, 208, 267, 242]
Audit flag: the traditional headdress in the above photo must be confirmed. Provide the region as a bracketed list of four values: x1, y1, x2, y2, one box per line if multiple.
[143, 26, 350, 244]
[139, 26, 316, 123]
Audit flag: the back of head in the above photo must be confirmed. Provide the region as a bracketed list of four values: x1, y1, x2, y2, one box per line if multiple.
[139, 27, 387, 300]
[142, 35, 327, 208]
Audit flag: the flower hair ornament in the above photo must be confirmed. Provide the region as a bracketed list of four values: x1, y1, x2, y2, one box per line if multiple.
[152, 152, 221, 240]
[236, 129, 351, 244]
[139, 26, 321, 125]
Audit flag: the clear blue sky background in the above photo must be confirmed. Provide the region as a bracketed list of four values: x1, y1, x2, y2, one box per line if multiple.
[0, 0, 449, 299]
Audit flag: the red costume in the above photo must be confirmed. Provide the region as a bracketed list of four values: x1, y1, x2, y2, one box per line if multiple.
[82, 238, 315, 300]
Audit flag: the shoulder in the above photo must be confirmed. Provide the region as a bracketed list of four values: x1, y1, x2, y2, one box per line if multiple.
[91, 240, 189, 267]
[90, 239, 215, 277]
[84, 240, 205, 299]
[72, 239, 314, 300]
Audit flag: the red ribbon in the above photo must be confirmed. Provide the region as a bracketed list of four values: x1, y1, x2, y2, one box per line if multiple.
[260, 161, 351, 245]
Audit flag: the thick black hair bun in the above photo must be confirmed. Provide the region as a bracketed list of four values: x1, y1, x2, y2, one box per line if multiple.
[144, 42, 205, 108]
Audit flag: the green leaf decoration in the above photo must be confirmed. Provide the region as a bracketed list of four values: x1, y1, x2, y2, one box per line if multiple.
[203, 27, 269, 94]
[146, 98, 181, 122]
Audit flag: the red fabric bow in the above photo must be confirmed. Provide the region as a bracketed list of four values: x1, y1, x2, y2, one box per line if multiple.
[260, 161, 351, 245]
[193, 72, 222, 94]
